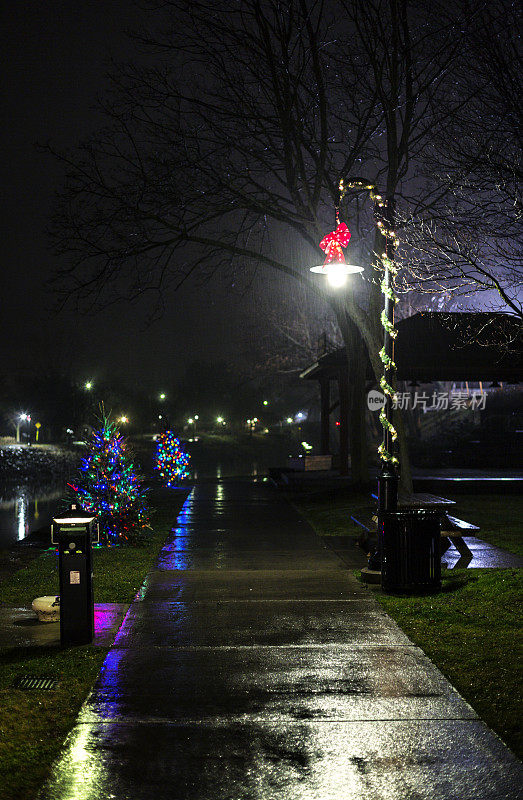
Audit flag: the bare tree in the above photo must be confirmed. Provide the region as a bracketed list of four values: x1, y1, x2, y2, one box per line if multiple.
[46, 0, 477, 487]
[402, 0, 522, 332]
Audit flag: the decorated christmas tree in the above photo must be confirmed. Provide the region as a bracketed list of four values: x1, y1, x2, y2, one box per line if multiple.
[155, 431, 190, 486]
[69, 415, 150, 546]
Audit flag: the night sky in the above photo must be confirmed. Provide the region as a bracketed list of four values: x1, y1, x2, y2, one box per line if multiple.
[1, 1, 291, 392]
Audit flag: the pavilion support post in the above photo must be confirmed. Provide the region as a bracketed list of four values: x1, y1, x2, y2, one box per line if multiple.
[320, 378, 331, 455]
[338, 367, 350, 476]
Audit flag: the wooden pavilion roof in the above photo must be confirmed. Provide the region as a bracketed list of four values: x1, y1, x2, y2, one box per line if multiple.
[300, 312, 522, 383]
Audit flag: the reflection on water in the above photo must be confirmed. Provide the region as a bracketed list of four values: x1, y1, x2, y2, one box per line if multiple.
[0, 483, 64, 547]
[191, 461, 260, 481]
[0, 446, 270, 548]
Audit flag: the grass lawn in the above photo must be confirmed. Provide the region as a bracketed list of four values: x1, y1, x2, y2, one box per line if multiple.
[0, 487, 189, 800]
[293, 490, 523, 759]
[291, 489, 369, 539]
[294, 489, 522, 555]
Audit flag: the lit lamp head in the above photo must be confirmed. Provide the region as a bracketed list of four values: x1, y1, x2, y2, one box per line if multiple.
[310, 222, 363, 287]
[51, 504, 99, 545]
[310, 261, 363, 287]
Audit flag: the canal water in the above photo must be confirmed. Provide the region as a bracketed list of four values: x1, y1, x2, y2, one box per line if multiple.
[0, 480, 66, 549]
[0, 436, 292, 548]
[0, 460, 271, 548]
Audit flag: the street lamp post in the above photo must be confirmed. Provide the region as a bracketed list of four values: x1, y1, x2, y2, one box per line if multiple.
[372, 191, 400, 520]
[309, 178, 400, 520]
[18, 413, 32, 445]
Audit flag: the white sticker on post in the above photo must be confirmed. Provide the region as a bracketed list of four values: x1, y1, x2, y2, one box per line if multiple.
[70, 571, 81, 584]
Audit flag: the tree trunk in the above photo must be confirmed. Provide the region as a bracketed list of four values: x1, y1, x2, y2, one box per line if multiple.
[335, 309, 370, 487]
[347, 325, 369, 488]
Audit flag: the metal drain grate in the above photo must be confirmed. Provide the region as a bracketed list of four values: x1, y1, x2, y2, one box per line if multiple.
[13, 675, 60, 691]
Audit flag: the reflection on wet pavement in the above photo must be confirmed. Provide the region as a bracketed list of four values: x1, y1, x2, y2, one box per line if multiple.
[40, 480, 523, 799]
[442, 536, 523, 570]
[0, 604, 129, 650]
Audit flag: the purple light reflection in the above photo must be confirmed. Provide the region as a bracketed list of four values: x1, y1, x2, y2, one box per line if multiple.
[155, 492, 195, 569]
[93, 605, 127, 639]
[89, 647, 128, 720]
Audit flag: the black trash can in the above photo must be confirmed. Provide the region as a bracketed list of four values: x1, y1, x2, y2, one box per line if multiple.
[380, 509, 441, 594]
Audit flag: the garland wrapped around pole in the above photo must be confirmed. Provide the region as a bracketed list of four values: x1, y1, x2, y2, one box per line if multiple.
[373, 195, 399, 467]
[339, 179, 399, 467]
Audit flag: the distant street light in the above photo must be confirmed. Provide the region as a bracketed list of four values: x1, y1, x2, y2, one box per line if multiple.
[119, 416, 129, 424]
[262, 400, 268, 406]
[85, 381, 93, 391]
[18, 413, 31, 445]
[159, 393, 166, 401]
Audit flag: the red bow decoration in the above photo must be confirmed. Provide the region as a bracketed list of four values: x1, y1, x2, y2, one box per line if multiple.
[319, 223, 351, 265]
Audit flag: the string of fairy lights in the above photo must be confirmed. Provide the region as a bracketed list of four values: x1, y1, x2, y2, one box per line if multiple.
[69, 417, 150, 545]
[338, 178, 399, 467]
[155, 431, 191, 486]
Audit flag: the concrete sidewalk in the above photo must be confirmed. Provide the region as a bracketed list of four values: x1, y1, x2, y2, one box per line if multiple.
[40, 479, 521, 799]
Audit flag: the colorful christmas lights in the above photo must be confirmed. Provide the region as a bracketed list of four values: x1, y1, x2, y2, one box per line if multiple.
[68, 416, 150, 546]
[155, 431, 191, 486]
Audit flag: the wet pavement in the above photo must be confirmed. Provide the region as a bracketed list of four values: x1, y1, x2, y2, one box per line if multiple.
[441, 536, 523, 570]
[0, 604, 129, 649]
[40, 479, 522, 799]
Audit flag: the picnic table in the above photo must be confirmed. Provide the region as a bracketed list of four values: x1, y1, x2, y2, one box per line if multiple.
[355, 492, 478, 567]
